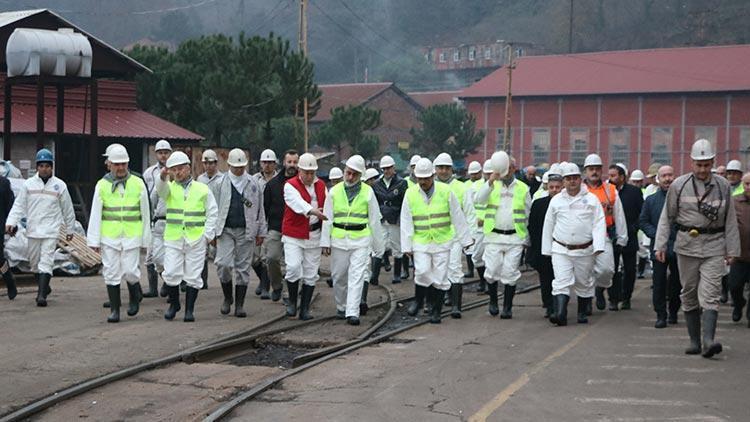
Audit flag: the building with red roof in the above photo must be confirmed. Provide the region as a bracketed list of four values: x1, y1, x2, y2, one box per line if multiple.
[459, 44, 750, 174]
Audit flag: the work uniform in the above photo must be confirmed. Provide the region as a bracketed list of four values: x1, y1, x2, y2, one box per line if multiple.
[470, 178, 488, 286]
[372, 174, 408, 282]
[197, 171, 224, 290]
[143, 163, 168, 288]
[0, 176, 16, 300]
[613, 182, 644, 308]
[439, 177, 476, 287]
[87, 173, 151, 320]
[728, 193, 750, 325]
[214, 172, 266, 316]
[264, 171, 294, 299]
[250, 171, 277, 297]
[322, 181, 384, 320]
[528, 194, 555, 317]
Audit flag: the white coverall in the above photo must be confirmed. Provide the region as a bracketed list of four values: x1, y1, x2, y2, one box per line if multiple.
[143, 164, 167, 272]
[6, 174, 77, 275]
[86, 176, 152, 286]
[475, 178, 532, 287]
[156, 178, 218, 289]
[400, 185, 473, 291]
[197, 171, 224, 264]
[471, 180, 487, 268]
[541, 186, 607, 297]
[283, 179, 326, 286]
[440, 179, 476, 285]
[321, 183, 385, 318]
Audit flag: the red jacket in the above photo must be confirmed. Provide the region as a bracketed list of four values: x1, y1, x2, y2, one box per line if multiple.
[282, 176, 327, 240]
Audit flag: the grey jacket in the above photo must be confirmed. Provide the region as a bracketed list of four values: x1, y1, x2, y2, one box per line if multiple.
[215, 173, 267, 240]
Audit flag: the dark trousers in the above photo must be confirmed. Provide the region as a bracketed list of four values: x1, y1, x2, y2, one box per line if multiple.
[729, 261, 750, 311]
[611, 245, 637, 302]
[537, 258, 554, 309]
[652, 252, 681, 319]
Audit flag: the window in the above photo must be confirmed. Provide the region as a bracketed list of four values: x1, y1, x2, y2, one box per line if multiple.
[609, 127, 630, 165]
[468, 47, 476, 61]
[569, 128, 589, 165]
[532, 128, 551, 165]
[496, 128, 513, 154]
[741, 127, 750, 167]
[439, 52, 446, 63]
[651, 127, 673, 164]
[695, 126, 717, 151]
[484, 48, 492, 60]
[453, 50, 460, 62]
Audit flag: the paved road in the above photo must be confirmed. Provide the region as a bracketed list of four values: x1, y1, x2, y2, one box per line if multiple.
[230, 280, 749, 422]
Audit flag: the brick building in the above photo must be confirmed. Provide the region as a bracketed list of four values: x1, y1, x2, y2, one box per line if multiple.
[459, 45, 750, 174]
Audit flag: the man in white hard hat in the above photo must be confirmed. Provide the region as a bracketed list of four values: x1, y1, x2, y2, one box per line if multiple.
[401, 158, 473, 324]
[533, 171, 550, 201]
[627, 168, 649, 279]
[213, 149, 266, 317]
[471, 159, 494, 293]
[250, 149, 278, 297]
[254, 149, 279, 188]
[463, 160, 483, 279]
[715, 165, 726, 178]
[321, 155, 384, 325]
[629, 169, 645, 188]
[476, 152, 530, 319]
[655, 139, 740, 358]
[6, 149, 76, 307]
[726, 159, 744, 197]
[328, 167, 343, 186]
[583, 153, 628, 312]
[87, 145, 151, 323]
[156, 151, 218, 322]
[282, 152, 328, 320]
[434, 152, 476, 318]
[196, 149, 224, 291]
[407, 154, 422, 188]
[142, 140, 172, 298]
[543, 162, 606, 326]
[372, 155, 409, 285]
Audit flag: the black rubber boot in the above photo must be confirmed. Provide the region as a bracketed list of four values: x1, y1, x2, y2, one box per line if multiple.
[3, 268, 17, 300]
[450, 283, 463, 319]
[259, 266, 271, 300]
[271, 287, 282, 302]
[159, 282, 168, 298]
[360, 281, 369, 316]
[286, 281, 299, 317]
[684, 309, 702, 355]
[701, 309, 723, 358]
[585, 299, 593, 316]
[164, 285, 181, 321]
[445, 288, 453, 307]
[577, 297, 589, 324]
[253, 263, 264, 296]
[392, 258, 402, 284]
[234, 285, 248, 318]
[347, 316, 360, 325]
[183, 286, 198, 322]
[401, 255, 410, 279]
[370, 257, 382, 286]
[655, 314, 667, 329]
[201, 260, 208, 290]
[464, 255, 475, 279]
[126, 282, 142, 316]
[555, 294, 569, 326]
[637, 257, 647, 279]
[548, 297, 557, 322]
[106, 285, 120, 323]
[430, 287, 445, 324]
[477, 267, 487, 294]
[180, 280, 186, 293]
[220, 282, 233, 315]
[299, 284, 315, 321]
[720, 276, 728, 304]
[36, 273, 51, 307]
[595, 287, 606, 310]
[487, 282, 499, 316]
[732, 303, 743, 322]
[382, 250, 392, 272]
[407, 285, 426, 316]
[500, 284, 515, 319]
[143, 264, 159, 297]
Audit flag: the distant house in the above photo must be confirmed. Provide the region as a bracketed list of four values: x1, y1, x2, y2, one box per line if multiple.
[408, 90, 462, 109]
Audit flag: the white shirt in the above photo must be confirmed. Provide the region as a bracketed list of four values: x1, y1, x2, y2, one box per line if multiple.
[400, 185, 472, 254]
[156, 177, 219, 248]
[283, 177, 326, 249]
[253, 171, 278, 191]
[6, 174, 77, 239]
[541, 186, 607, 257]
[87, 176, 152, 250]
[144, 163, 167, 218]
[475, 178, 532, 246]
[320, 183, 385, 255]
[197, 171, 224, 199]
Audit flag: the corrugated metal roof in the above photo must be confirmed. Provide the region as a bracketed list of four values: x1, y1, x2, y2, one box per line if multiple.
[1, 75, 137, 109]
[408, 90, 461, 108]
[312, 83, 393, 122]
[460, 44, 750, 99]
[0, 103, 203, 140]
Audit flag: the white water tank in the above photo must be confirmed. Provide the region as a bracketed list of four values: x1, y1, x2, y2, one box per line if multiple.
[6, 28, 92, 77]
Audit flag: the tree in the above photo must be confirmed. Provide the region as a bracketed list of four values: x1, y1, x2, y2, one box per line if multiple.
[313, 105, 381, 162]
[262, 117, 305, 157]
[410, 103, 484, 161]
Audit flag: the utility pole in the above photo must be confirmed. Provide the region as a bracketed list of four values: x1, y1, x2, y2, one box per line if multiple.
[298, 0, 309, 152]
[568, 0, 574, 53]
[502, 43, 515, 152]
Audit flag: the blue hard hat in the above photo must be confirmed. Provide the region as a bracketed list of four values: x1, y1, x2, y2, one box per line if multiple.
[35, 148, 54, 164]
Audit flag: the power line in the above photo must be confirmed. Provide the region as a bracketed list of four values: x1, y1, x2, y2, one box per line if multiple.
[334, 0, 397, 48]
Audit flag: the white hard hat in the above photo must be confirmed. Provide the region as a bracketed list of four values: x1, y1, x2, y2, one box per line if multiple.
[561, 162, 581, 177]
[298, 153, 318, 171]
[726, 159, 742, 173]
[329, 167, 343, 180]
[583, 153, 603, 168]
[227, 148, 248, 167]
[490, 151, 510, 177]
[482, 159, 493, 174]
[434, 152, 453, 167]
[260, 149, 277, 162]
[103, 143, 124, 157]
[414, 158, 435, 178]
[107, 145, 130, 164]
[547, 162, 562, 177]
[166, 151, 190, 168]
[409, 154, 422, 167]
[630, 169, 644, 181]
[690, 139, 715, 160]
[155, 139, 172, 152]
[345, 155, 366, 174]
[379, 155, 396, 169]
[615, 162, 628, 177]
[202, 149, 218, 162]
[364, 168, 380, 181]
[467, 160, 482, 174]
[542, 172, 549, 183]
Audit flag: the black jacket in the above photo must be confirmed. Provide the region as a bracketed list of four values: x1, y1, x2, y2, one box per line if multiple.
[263, 169, 294, 232]
[526, 195, 551, 270]
[639, 188, 675, 258]
[617, 183, 644, 252]
[372, 174, 407, 224]
[0, 176, 14, 228]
